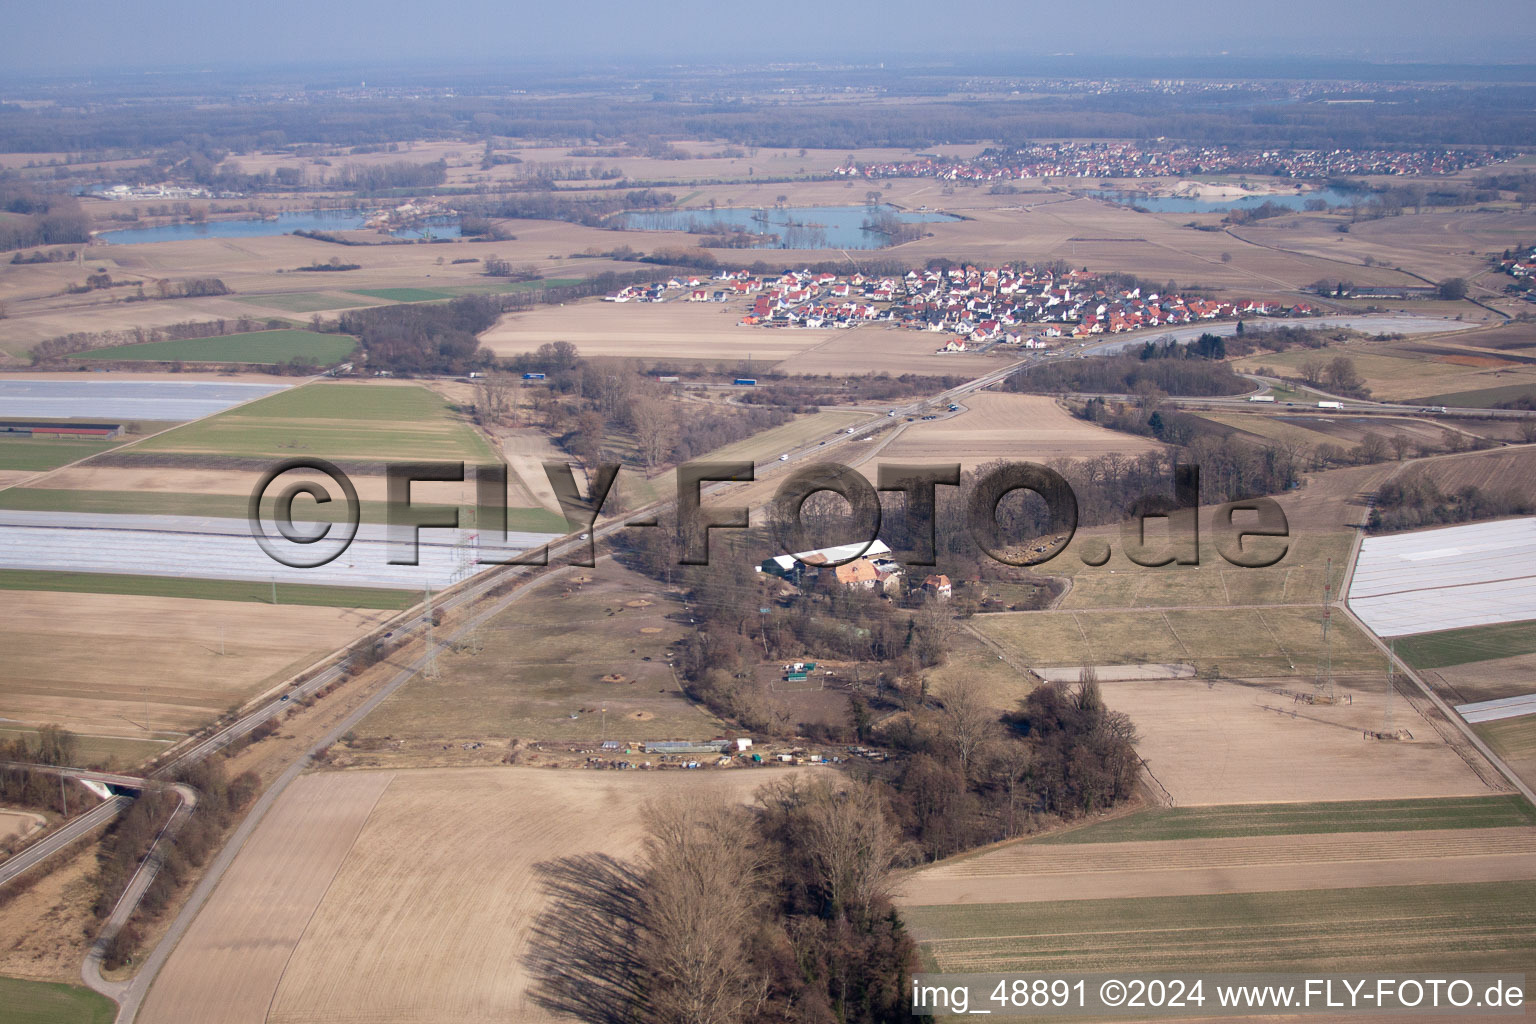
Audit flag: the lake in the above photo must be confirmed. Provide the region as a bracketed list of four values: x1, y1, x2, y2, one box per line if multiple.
[1085, 187, 1362, 214]
[96, 210, 462, 245]
[613, 204, 958, 249]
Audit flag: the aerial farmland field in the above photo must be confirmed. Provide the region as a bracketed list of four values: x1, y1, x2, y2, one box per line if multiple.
[352, 559, 725, 756]
[65, 329, 356, 365]
[902, 882, 1536, 975]
[136, 766, 809, 1024]
[859, 393, 1160, 473]
[894, 826, 1536, 906]
[137, 380, 499, 462]
[0, 588, 397, 762]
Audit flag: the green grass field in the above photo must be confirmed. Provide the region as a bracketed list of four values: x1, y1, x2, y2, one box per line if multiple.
[0, 977, 116, 1024]
[1476, 718, 1536, 794]
[67, 329, 356, 366]
[0, 569, 415, 608]
[1036, 796, 1536, 844]
[905, 882, 1536, 974]
[1396, 620, 1536, 670]
[232, 292, 373, 313]
[0, 438, 121, 472]
[974, 602, 1379, 677]
[0, 487, 568, 531]
[139, 381, 499, 462]
[348, 287, 456, 302]
[452, 277, 583, 295]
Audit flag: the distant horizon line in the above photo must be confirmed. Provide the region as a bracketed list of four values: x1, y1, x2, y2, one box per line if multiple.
[4, 51, 1536, 84]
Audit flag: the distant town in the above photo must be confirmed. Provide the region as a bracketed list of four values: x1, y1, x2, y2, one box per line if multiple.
[837, 142, 1520, 183]
[609, 263, 1312, 349]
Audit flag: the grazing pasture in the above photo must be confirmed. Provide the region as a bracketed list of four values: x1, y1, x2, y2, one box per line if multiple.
[356, 560, 723, 753]
[975, 604, 1379, 679]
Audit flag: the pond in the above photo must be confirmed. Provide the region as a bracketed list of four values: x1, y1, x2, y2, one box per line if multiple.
[1085, 187, 1363, 214]
[96, 210, 462, 245]
[612, 204, 958, 249]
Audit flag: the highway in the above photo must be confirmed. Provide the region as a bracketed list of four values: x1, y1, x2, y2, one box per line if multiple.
[0, 794, 132, 887]
[0, 764, 153, 887]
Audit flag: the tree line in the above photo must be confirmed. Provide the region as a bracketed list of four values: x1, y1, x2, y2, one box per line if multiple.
[530, 781, 915, 1024]
[1005, 345, 1249, 398]
[1368, 470, 1534, 533]
[0, 181, 91, 252]
[97, 758, 260, 970]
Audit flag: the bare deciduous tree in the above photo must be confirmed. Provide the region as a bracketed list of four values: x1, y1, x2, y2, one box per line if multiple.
[938, 677, 996, 780]
[638, 797, 767, 1024]
[630, 397, 678, 472]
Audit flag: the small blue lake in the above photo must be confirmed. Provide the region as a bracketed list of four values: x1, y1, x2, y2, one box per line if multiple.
[97, 210, 462, 244]
[613, 204, 958, 249]
[1085, 187, 1363, 213]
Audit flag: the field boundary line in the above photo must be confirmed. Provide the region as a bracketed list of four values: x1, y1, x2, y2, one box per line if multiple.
[1161, 612, 1192, 660]
[1253, 608, 1297, 672]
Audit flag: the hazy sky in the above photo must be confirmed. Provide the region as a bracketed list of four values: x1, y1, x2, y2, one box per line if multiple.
[4, 0, 1533, 75]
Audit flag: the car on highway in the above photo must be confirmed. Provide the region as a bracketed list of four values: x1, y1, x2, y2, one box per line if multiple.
[779, 453, 789, 461]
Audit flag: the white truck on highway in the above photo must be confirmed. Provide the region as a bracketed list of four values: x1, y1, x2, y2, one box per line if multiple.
[1247, 395, 1275, 403]
[1317, 400, 1344, 410]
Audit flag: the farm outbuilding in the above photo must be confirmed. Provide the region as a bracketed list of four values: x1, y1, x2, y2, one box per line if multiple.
[644, 740, 728, 755]
[0, 420, 125, 439]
